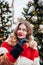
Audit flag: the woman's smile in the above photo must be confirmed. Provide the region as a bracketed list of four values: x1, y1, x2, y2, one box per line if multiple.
[17, 32, 23, 37]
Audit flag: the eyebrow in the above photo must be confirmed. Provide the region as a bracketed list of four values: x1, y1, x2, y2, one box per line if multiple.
[18, 27, 27, 31]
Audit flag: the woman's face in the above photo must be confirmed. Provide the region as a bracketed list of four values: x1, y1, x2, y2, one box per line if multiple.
[17, 24, 27, 39]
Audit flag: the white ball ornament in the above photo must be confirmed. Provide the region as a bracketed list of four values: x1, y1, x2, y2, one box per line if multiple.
[38, 0, 43, 6]
[39, 25, 43, 33]
[31, 16, 38, 22]
[28, 0, 34, 4]
[28, 6, 35, 14]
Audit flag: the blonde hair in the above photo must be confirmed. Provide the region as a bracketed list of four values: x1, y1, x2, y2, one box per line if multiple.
[14, 19, 34, 40]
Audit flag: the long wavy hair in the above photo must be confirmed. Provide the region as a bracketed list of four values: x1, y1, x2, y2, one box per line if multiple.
[5, 19, 34, 46]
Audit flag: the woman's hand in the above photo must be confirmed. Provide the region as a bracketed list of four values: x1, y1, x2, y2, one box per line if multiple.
[19, 38, 28, 46]
[29, 40, 37, 49]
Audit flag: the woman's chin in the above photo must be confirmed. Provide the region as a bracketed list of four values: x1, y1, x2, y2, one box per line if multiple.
[18, 36, 24, 39]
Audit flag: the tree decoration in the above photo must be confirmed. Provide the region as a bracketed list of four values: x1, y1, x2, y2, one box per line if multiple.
[22, 0, 43, 65]
[38, 25, 43, 33]
[38, 0, 43, 6]
[31, 16, 38, 22]
[28, 6, 35, 14]
[0, 0, 12, 44]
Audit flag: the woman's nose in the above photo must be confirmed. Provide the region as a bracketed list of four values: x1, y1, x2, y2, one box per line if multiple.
[19, 29, 23, 32]
[19, 31, 22, 34]
[18, 31, 23, 35]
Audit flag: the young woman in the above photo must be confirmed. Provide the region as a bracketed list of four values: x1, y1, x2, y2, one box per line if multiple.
[0, 20, 40, 65]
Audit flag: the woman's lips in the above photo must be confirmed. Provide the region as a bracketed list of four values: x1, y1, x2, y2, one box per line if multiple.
[18, 33, 23, 36]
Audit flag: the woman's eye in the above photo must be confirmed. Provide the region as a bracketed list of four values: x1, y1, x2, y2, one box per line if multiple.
[18, 28, 27, 31]
[23, 29, 27, 31]
[18, 28, 21, 30]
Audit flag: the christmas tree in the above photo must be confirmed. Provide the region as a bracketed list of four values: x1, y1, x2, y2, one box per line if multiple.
[22, 0, 43, 65]
[0, 0, 12, 44]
